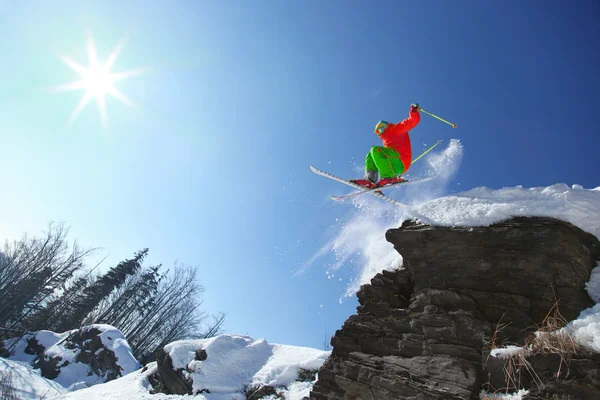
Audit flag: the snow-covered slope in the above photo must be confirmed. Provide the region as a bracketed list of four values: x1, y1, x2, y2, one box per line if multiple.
[0, 358, 66, 399]
[42, 362, 160, 400]
[164, 334, 328, 396]
[49, 334, 329, 400]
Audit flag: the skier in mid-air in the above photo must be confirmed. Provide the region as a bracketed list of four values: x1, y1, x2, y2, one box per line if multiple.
[310, 103, 455, 205]
[351, 103, 421, 189]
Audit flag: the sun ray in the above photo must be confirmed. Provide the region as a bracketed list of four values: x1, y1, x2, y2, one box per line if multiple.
[68, 92, 94, 126]
[106, 87, 137, 109]
[104, 37, 127, 72]
[50, 80, 89, 92]
[53, 34, 143, 128]
[60, 56, 88, 77]
[86, 36, 100, 69]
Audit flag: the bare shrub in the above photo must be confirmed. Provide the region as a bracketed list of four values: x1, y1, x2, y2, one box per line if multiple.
[0, 369, 18, 400]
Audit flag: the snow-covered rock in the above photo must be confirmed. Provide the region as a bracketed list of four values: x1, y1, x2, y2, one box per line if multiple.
[152, 334, 330, 398]
[47, 334, 330, 400]
[2, 325, 139, 391]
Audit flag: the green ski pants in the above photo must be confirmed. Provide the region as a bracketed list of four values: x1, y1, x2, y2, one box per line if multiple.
[365, 146, 406, 179]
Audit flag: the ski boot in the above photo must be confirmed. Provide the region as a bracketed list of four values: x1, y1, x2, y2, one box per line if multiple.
[376, 176, 406, 187]
[350, 170, 378, 189]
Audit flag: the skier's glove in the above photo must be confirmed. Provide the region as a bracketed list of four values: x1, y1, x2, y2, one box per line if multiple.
[411, 103, 420, 112]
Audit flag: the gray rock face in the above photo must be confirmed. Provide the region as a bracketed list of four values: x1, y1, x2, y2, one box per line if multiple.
[151, 346, 214, 395]
[310, 217, 600, 399]
[152, 347, 193, 395]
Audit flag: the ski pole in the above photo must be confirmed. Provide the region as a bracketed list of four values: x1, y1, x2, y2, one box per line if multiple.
[411, 140, 442, 165]
[419, 108, 457, 128]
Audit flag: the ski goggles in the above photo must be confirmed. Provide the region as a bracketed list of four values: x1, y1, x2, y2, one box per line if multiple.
[375, 121, 389, 135]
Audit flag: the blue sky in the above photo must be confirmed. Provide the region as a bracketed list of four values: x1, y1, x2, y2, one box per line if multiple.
[1, 0, 599, 349]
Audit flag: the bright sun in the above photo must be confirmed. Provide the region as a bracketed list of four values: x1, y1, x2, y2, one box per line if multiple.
[53, 34, 143, 128]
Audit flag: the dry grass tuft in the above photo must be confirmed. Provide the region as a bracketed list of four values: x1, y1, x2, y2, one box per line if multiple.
[527, 302, 582, 359]
[524, 301, 583, 379]
[486, 300, 584, 394]
[485, 314, 511, 351]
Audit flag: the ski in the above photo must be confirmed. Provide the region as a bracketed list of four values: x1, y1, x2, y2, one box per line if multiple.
[329, 174, 437, 201]
[309, 165, 412, 208]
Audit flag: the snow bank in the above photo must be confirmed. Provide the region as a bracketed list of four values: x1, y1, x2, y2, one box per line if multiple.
[165, 334, 330, 399]
[585, 265, 600, 303]
[44, 362, 162, 400]
[252, 343, 328, 387]
[569, 303, 600, 352]
[411, 184, 600, 239]
[0, 358, 66, 400]
[568, 264, 600, 352]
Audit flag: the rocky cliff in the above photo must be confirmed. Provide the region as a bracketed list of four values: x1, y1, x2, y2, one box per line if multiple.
[310, 217, 600, 399]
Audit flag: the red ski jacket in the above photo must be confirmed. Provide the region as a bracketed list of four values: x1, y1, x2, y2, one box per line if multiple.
[378, 109, 421, 171]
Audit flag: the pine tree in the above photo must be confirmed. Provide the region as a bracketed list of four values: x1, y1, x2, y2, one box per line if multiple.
[93, 265, 161, 332]
[26, 276, 91, 332]
[54, 249, 148, 331]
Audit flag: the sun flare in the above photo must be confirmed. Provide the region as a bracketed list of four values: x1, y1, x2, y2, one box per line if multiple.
[52, 34, 143, 128]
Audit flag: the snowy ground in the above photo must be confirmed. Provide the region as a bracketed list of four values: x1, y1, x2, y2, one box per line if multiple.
[0, 358, 66, 399]
[45, 334, 329, 400]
